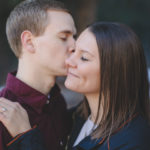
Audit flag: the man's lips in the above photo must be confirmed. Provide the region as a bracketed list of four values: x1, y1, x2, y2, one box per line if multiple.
[67, 72, 79, 78]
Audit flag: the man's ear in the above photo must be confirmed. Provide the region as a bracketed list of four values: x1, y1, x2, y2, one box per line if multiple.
[21, 30, 35, 53]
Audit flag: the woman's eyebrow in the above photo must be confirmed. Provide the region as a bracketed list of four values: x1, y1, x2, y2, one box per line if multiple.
[79, 49, 94, 57]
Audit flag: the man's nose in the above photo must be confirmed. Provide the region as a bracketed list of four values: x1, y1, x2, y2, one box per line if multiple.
[68, 38, 75, 54]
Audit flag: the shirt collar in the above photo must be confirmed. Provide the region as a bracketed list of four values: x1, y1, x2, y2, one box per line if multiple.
[6, 72, 61, 114]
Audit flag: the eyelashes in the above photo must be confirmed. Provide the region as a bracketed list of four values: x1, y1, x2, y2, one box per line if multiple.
[81, 56, 89, 61]
[60, 37, 67, 41]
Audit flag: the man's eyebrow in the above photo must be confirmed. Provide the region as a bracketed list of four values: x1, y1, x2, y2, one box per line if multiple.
[59, 30, 73, 34]
[59, 30, 77, 36]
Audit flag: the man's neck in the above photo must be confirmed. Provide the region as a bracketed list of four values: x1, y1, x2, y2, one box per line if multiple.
[16, 63, 55, 95]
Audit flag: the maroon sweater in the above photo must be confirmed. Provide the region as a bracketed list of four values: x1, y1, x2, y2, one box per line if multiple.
[0, 72, 71, 150]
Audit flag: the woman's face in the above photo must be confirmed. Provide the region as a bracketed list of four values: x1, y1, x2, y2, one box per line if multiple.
[65, 29, 100, 95]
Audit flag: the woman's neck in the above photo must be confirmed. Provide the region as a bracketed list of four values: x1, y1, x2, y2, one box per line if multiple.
[86, 93, 103, 124]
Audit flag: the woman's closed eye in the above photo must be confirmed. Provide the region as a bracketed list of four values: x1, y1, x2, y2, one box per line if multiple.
[81, 56, 89, 61]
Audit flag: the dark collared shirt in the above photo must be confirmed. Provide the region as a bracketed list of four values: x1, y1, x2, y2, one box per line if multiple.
[0, 72, 71, 150]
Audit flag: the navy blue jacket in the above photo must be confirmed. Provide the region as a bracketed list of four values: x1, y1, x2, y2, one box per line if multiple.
[7, 114, 150, 150]
[68, 114, 150, 150]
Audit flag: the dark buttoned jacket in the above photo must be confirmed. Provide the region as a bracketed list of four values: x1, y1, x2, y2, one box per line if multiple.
[68, 113, 150, 150]
[0, 72, 72, 150]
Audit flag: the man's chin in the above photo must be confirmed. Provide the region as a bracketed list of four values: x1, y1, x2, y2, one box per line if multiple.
[60, 73, 67, 77]
[57, 71, 67, 77]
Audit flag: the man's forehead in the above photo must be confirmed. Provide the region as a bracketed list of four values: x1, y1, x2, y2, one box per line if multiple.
[47, 10, 76, 34]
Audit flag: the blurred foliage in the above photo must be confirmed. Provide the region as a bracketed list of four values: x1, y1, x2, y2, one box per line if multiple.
[59, 0, 98, 33]
[0, 0, 149, 85]
[0, 0, 21, 85]
[97, 0, 150, 66]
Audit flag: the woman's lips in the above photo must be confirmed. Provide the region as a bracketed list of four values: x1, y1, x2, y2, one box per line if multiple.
[67, 72, 79, 78]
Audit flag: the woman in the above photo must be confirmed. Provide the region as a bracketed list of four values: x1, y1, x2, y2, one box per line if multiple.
[0, 22, 150, 150]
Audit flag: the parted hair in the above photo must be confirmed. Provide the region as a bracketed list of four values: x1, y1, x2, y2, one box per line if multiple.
[6, 0, 68, 57]
[78, 22, 150, 140]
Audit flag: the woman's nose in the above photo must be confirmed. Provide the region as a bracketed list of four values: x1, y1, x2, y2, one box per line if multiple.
[65, 55, 77, 68]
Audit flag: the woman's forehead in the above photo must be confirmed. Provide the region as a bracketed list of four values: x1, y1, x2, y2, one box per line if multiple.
[75, 29, 98, 55]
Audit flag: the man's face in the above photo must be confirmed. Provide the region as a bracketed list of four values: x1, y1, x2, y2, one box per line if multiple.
[32, 10, 76, 76]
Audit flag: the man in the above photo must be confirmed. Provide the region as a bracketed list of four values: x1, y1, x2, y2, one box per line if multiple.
[0, 0, 76, 149]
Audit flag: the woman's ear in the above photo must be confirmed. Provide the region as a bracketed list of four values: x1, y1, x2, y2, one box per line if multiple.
[21, 30, 35, 53]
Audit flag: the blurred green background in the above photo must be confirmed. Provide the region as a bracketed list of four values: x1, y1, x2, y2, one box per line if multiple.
[0, 0, 150, 86]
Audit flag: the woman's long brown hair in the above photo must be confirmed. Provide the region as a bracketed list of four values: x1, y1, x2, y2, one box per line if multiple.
[78, 22, 150, 140]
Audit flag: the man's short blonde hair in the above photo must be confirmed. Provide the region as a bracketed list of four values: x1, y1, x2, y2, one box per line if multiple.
[6, 0, 68, 57]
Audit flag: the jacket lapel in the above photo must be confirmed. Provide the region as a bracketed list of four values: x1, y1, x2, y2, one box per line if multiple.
[67, 114, 86, 150]
[75, 136, 105, 150]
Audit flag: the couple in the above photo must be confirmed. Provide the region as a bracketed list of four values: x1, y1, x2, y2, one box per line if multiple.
[0, 0, 150, 150]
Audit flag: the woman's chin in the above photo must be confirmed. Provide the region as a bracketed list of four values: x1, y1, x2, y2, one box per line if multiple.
[65, 80, 77, 92]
